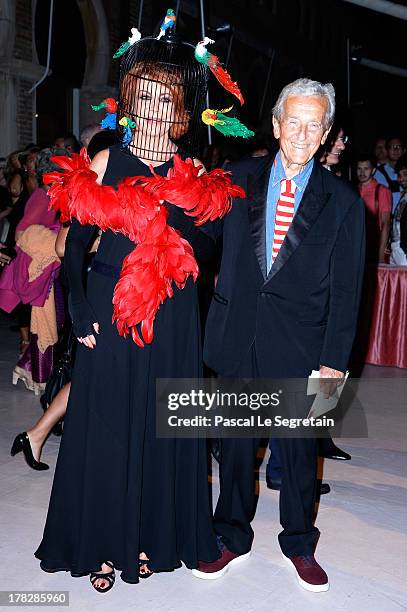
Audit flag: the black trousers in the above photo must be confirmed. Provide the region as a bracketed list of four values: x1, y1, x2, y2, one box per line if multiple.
[213, 344, 320, 557]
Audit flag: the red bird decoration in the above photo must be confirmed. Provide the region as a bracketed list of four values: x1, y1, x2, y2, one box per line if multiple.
[44, 149, 245, 347]
[194, 38, 244, 106]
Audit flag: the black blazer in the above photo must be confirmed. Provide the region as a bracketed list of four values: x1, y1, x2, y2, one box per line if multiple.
[203, 155, 366, 377]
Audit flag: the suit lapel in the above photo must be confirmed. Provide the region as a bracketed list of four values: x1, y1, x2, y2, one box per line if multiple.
[247, 157, 273, 280]
[267, 162, 331, 281]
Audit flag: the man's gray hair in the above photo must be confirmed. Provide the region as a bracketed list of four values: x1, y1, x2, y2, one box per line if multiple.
[272, 78, 335, 129]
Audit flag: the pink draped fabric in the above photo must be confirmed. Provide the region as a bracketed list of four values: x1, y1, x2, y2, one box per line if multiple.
[0, 188, 60, 313]
[16, 188, 59, 232]
[361, 265, 407, 369]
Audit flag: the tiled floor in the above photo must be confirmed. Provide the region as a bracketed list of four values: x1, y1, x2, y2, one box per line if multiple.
[1, 319, 406, 612]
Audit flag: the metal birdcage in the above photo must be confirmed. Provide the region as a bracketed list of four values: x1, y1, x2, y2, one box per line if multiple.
[117, 32, 209, 162]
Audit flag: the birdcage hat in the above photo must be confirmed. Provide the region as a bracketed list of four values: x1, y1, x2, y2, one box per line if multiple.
[115, 30, 209, 162]
[91, 12, 252, 162]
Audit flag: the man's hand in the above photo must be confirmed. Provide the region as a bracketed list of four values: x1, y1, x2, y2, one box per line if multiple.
[319, 365, 344, 398]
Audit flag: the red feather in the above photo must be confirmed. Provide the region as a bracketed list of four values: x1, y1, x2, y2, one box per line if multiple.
[141, 154, 246, 225]
[44, 148, 245, 346]
[208, 55, 244, 106]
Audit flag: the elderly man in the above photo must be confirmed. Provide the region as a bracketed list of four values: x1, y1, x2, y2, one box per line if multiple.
[193, 79, 365, 591]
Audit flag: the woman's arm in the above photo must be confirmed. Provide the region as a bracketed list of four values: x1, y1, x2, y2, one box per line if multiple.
[65, 219, 99, 343]
[64, 149, 109, 345]
[55, 225, 70, 258]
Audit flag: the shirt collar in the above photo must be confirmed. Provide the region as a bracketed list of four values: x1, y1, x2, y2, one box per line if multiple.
[271, 151, 314, 192]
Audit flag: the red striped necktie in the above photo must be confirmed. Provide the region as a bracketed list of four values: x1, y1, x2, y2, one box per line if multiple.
[271, 178, 297, 263]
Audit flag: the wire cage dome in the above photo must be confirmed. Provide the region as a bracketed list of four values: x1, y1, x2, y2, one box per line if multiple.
[117, 32, 209, 162]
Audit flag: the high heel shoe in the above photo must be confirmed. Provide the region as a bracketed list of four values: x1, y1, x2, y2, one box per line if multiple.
[10, 432, 49, 471]
[12, 366, 34, 391]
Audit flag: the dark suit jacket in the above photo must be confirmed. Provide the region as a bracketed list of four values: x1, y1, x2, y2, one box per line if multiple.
[203, 155, 366, 377]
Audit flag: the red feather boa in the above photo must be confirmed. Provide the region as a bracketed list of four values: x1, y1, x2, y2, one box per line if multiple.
[44, 148, 245, 347]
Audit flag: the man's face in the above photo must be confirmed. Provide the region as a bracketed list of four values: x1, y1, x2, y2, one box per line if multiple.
[272, 95, 330, 170]
[325, 129, 347, 166]
[357, 160, 374, 184]
[375, 138, 387, 163]
[387, 138, 405, 163]
[398, 167, 407, 190]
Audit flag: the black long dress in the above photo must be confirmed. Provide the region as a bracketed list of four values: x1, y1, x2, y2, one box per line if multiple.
[35, 145, 219, 584]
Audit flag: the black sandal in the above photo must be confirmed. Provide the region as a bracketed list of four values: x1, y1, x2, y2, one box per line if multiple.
[90, 561, 115, 593]
[138, 558, 154, 579]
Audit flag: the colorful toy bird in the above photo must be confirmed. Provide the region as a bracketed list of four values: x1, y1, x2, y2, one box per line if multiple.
[202, 107, 254, 138]
[91, 98, 118, 114]
[113, 27, 142, 59]
[195, 38, 244, 105]
[91, 98, 118, 131]
[101, 113, 117, 130]
[119, 116, 137, 146]
[157, 9, 176, 40]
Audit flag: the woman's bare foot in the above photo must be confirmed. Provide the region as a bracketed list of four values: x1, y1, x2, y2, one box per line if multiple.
[139, 552, 153, 577]
[92, 562, 114, 590]
[26, 431, 42, 462]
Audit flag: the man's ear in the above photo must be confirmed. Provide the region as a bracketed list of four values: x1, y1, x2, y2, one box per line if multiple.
[272, 116, 281, 140]
[320, 126, 331, 146]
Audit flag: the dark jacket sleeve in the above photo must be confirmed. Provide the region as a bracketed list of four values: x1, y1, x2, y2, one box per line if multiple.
[319, 195, 366, 373]
[64, 219, 99, 337]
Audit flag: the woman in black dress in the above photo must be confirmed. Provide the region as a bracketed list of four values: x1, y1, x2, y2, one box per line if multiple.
[34, 35, 226, 591]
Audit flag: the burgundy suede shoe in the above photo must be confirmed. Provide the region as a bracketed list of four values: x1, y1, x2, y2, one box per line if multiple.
[192, 547, 251, 580]
[282, 553, 329, 592]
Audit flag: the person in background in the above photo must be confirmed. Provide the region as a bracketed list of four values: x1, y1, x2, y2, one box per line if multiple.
[0, 148, 65, 394]
[54, 136, 65, 148]
[357, 154, 391, 264]
[4, 159, 31, 354]
[374, 137, 388, 166]
[63, 133, 81, 154]
[375, 137, 405, 212]
[391, 155, 407, 265]
[319, 124, 348, 175]
[54, 134, 81, 154]
[4, 150, 23, 181]
[80, 123, 102, 150]
[19, 150, 39, 195]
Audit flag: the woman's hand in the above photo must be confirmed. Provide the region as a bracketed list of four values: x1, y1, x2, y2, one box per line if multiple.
[78, 323, 100, 349]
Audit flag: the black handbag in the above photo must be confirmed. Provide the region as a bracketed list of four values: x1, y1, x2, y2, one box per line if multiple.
[40, 326, 76, 435]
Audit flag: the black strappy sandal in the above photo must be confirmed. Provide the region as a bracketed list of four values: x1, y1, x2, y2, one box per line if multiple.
[138, 558, 154, 579]
[89, 561, 115, 593]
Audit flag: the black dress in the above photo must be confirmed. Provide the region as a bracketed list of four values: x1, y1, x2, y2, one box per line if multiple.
[35, 145, 219, 584]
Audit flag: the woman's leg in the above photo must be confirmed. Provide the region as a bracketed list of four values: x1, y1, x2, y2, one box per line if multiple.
[27, 383, 70, 461]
